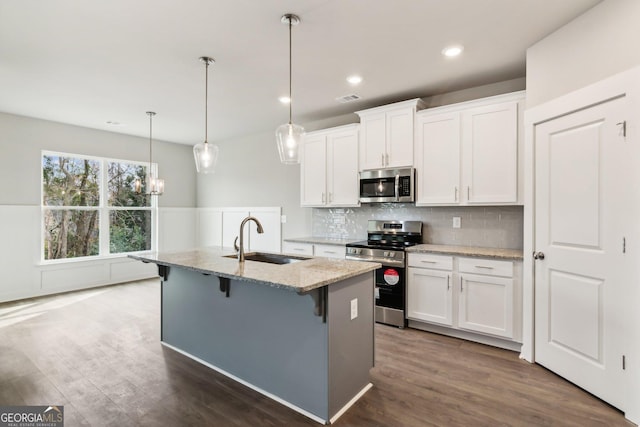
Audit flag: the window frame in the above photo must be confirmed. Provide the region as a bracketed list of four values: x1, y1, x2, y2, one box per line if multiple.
[41, 150, 158, 264]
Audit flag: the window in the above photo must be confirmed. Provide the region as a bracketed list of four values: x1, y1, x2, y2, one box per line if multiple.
[42, 152, 156, 261]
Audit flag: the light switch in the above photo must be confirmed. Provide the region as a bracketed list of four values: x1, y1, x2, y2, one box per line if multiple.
[350, 298, 358, 320]
[453, 217, 461, 228]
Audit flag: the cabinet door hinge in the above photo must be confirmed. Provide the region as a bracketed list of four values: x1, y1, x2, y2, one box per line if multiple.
[617, 121, 627, 138]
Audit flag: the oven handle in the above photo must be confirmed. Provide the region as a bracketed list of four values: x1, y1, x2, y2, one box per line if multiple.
[345, 255, 405, 268]
[395, 174, 400, 202]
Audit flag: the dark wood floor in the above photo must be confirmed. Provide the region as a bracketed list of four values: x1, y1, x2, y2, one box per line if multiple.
[0, 279, 632, 426]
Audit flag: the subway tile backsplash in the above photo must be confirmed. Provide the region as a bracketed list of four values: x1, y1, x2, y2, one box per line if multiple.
[312, 205, 523, 249]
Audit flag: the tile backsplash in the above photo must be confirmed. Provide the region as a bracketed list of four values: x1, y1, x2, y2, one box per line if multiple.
[312, 204, 523, 249]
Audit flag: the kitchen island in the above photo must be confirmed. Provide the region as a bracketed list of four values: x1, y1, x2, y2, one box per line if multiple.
[130, 248, 380, 425]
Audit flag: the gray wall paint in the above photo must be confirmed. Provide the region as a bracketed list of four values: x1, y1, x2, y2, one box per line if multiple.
[526, 0, 640, 108]
[0, 112, 196, 208]
[196, 129, 312, 239]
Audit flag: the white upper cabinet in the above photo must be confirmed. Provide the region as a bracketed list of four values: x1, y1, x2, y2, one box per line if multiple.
[462, 101, 518, 203]
[356, 99, 425, 170]
[415, 112, 461, 204]
[415, 91, 524, 206]
[300, 124, 359, 207]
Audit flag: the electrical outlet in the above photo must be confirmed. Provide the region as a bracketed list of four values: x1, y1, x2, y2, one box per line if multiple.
[453, 217, 461, 228]
[350, 298, 358, 320]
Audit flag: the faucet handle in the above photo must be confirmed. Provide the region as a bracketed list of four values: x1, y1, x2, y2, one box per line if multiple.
[233, 236, 239, 252]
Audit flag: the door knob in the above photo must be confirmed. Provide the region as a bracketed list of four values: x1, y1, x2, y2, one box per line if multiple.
[533, 251, 545, 260]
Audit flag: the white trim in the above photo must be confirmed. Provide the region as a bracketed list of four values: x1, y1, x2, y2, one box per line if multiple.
[329, 383, 373, 425]
[160, 341, 328, 425]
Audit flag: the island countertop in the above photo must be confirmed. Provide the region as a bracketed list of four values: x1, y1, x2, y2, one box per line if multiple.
[129, 247, 380, 293]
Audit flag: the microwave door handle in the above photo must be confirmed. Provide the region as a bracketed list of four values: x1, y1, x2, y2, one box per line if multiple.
[395, 174, 400, 201]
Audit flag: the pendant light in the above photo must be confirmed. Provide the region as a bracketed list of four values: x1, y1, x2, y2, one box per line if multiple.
[275, 13, 304, 164]
[135, 111, 164, 196]
[193, 56, 219, 174]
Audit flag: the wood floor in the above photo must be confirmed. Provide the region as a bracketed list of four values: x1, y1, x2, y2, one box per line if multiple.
[0, 279, 632, 426]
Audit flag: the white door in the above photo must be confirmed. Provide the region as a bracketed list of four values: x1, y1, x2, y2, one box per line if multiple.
[407, 268, 453, 326]
[462, 101, 518, 203]
[359, 113, 386, 170]
[386, 107, 414, 168]
[327, 128, 359, 206]
[415, 112, 461, 205]
[458, 273, 513, 339]
[300, 134, 327, 207]
[534, 96, 628, 410]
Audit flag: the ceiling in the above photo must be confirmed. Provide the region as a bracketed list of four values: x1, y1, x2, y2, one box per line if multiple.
[0, 0, 601, 145]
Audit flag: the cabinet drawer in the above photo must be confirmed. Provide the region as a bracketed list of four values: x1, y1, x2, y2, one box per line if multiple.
[314, 244, 345, 259]
[458, 257, 513, 277]
[407, 253, 453, 270]
[282, 242, 314, 256]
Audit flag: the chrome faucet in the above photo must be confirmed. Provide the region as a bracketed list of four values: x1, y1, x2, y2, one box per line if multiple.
[238, 216, 264, 262]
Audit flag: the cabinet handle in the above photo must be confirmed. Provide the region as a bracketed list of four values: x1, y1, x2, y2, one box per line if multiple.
[322, 192, 325, 203]
[475, 265, 494, 269]
[467, 186, 470, 200]
[460, 276, 463, 292]
[420, 260, 437, 264]
[447, 275, 450, 290]
[328, 192, 332, 203]
[385, 153, 389, 166]
[454, 186, 458, 202]
[293, 248, 305, 252]
[323, 250, 337, 254]
[381, 153, 385, 166]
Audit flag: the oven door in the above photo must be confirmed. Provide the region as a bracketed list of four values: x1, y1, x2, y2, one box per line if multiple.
[374, 266, 405, 310]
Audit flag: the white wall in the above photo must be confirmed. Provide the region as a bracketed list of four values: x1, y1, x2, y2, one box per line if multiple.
[196, 129, 311, 239]
[526, 0, 640, 108]
[0, 112, 197, 302]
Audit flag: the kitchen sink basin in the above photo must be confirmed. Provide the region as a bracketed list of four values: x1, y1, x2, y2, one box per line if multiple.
[224, 252, 310, 265]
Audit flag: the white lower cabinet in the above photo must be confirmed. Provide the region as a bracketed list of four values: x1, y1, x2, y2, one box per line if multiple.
[313, 244, 345, 259]
[282, 241, 345, 259]
[407, 268, 453, 326]
[407, 253, 521, 345]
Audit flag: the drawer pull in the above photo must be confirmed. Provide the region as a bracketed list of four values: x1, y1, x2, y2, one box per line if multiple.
[293, 248, 305, 252]
[475, 265, 494, 269]
[420, 260, 437, 264]
[323, 251, 337, 254]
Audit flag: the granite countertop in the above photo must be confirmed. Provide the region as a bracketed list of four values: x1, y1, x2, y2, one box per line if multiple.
[129, 247, 380, 294]
[406, 244, 524, 260]
[284, 237, 361, 246]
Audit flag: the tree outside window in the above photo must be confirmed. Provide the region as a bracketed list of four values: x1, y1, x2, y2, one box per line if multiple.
[42, 153, 155, 261]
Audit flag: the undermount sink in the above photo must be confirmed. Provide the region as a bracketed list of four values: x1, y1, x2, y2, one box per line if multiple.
[224, 252, 310, 265]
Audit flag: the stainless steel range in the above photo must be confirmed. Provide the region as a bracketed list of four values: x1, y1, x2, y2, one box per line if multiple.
[345, 220, 423, 328]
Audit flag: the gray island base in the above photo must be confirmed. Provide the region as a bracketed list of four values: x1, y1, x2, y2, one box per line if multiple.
[131, 249, 379, 424]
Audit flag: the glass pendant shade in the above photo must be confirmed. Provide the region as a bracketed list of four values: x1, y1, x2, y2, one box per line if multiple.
[149, 176, 164, 195]
[193, 141, 219, 174]
[276, 123, 304, 164]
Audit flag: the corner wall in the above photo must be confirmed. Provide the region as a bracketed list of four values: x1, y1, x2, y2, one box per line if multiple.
[526, 0, 640, 108]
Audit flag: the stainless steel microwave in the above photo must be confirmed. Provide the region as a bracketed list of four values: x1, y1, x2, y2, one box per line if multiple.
[359, 168, 415, 203]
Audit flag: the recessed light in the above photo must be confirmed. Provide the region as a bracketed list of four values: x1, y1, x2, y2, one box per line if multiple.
[278, 96, 291, 104]
[442, 45, 464, 57]
[346, 75, 363, 85]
